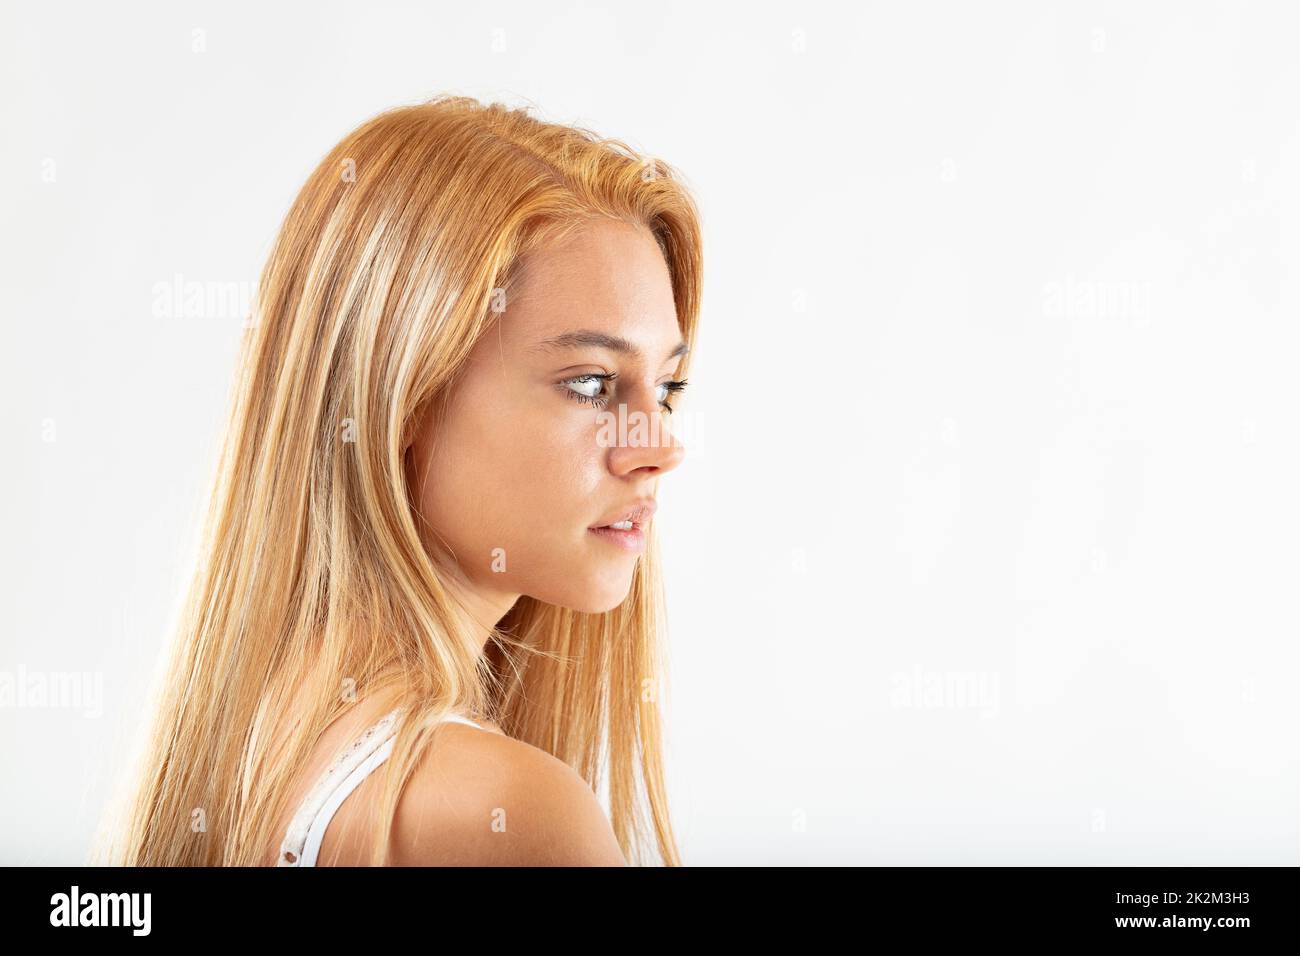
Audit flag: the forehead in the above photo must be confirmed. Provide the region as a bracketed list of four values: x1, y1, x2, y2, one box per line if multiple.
[497, 218, 680, 355]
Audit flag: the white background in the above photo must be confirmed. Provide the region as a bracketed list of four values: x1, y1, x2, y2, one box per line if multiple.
[2, 1, 1297, 864]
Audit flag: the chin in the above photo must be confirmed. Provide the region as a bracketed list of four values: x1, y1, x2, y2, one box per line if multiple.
[577, 590, 634, 614]
[534, 567, 637, 615]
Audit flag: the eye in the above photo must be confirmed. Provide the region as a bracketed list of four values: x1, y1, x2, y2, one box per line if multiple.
[656, 379, 688, 414]
[557, 373, 689, 412]
[559, 372, 616, 408]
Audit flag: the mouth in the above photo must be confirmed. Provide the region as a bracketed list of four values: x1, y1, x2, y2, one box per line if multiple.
[588, 499, 656, 553]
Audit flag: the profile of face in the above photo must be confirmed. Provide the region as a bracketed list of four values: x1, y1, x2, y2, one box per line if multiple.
[406, 218, 688, 625]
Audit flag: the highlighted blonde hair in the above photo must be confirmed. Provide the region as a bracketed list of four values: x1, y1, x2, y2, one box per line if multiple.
[95, 95, 702, 866]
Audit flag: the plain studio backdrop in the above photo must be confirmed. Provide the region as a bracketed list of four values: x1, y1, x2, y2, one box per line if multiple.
[2, 1, 1297, 866]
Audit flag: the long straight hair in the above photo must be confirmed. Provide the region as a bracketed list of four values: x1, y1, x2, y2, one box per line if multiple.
[94, 95, 703, 866]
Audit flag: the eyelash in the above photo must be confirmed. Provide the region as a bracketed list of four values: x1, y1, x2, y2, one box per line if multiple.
[559, 372, 689, 413]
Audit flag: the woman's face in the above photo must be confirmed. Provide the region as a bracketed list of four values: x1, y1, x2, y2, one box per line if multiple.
[407, 218, 687, 625]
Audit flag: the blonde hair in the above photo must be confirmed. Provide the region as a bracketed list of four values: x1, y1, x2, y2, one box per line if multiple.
[94, 94, 703, 866]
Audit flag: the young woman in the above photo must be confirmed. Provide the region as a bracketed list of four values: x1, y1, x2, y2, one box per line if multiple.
[97, 94, 702, 866]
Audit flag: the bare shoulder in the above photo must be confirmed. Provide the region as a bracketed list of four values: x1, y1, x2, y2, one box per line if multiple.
[389, 723, 627, 866]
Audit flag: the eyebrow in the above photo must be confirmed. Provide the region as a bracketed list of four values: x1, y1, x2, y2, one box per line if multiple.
[529, 329, 690, 363]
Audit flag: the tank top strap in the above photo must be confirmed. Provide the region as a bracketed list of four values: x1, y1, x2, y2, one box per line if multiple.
[277, 706, 483, 866]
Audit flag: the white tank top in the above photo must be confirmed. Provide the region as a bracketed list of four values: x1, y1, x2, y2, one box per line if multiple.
[277, 706, 483, 866]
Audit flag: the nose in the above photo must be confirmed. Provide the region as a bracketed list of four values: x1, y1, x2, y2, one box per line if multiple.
[603, 395, 686, 478]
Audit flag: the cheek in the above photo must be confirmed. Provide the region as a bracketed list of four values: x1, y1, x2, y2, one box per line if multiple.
[422, 392, 607, 556]
[500, 411, 608, 538]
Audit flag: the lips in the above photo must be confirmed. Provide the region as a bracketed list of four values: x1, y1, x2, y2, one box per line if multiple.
[589, 498, 658, 532]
